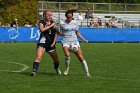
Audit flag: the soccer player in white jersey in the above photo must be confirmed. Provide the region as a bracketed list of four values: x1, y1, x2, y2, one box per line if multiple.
[59, 10, 91, 76]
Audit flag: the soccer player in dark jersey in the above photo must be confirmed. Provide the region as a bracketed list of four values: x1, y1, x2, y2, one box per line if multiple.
[31, 10, 61, 76]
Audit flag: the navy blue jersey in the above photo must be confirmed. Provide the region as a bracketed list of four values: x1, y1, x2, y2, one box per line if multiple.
[38, 20, 57, 43]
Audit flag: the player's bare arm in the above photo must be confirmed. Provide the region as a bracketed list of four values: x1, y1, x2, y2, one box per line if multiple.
[76, 31, 88, 43]
[39, 23, 55, 32]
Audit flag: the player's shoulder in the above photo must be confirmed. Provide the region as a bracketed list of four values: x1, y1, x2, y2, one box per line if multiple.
[39, 20, 45, 26]
[72, 20, 77, 23]
[71, 20, 78, 25]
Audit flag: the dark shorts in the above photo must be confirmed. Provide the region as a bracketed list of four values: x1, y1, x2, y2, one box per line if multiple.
[37, 42, 56, 52]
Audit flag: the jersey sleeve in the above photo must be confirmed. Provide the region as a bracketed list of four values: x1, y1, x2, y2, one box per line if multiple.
[39, 20, 45, 27]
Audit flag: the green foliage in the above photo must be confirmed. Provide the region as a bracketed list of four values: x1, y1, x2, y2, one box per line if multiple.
[78, 3, 93, 10]
[0, 0, 139, 26]
[0, 0, 38, 26]
[0, 0, 20, 9]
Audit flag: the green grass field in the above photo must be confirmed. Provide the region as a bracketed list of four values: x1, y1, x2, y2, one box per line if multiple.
[0, 43, 140, 93]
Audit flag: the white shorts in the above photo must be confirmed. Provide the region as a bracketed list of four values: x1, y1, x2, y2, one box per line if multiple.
[62, 42, 80, 48]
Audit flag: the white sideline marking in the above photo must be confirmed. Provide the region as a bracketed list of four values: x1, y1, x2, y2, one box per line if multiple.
[0, 61, 29, 73]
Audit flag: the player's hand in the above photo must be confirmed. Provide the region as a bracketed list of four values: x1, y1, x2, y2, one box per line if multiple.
[50, 43, 55, 47]
[50, 23, 55, 27]
[83, 39, 88, 43]
[53, 23, 58, 29]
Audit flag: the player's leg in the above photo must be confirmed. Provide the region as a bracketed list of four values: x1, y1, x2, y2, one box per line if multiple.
[63, 45, 71, 75]
[74, 48, 90, 76]
[31, 47, 45, 76]
[48, 50, 61, 75]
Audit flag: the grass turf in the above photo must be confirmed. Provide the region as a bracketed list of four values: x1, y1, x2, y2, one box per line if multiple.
[0, 43, 140, 93]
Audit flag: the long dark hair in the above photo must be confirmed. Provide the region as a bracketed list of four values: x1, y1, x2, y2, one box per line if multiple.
[65, 10, 74, 17]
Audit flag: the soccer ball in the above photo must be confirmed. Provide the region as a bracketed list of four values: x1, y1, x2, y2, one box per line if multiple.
[70, 43, 79, 52]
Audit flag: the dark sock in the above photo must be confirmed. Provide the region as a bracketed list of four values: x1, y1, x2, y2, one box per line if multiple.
[32, 62, 39, 73]
[54, 62, 59, 70]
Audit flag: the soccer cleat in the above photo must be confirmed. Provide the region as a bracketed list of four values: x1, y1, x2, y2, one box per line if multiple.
[64, 67, 69, 76]
[86, 73, 91, 77]
[30, 72, 36, 76]
[56, 68, 61, 75]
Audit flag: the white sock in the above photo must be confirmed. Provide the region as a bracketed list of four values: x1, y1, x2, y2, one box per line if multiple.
[65, 56, 70, 68]
[81, 60, 89, 74]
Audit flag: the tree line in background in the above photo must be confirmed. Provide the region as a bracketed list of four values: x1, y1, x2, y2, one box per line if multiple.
[0, 0, 38, 26]
[0, 0, 140, 26]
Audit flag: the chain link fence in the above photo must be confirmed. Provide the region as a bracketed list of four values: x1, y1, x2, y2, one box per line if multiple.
[38, 1, 140, 28]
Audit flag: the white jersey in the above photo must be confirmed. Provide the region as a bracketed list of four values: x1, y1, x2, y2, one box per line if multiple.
[60, 20, 78, 44]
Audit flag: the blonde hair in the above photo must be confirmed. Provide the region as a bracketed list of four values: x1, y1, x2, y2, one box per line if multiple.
[43, 10, 52, 17]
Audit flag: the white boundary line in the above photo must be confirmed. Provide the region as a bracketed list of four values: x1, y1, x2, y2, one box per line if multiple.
[1, 60, 140, 83]
[0, 61, 29, 73]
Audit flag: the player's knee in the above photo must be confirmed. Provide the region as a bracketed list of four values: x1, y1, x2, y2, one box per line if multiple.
[35, 56, 42, 62]
[65, 53, 70, 57]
